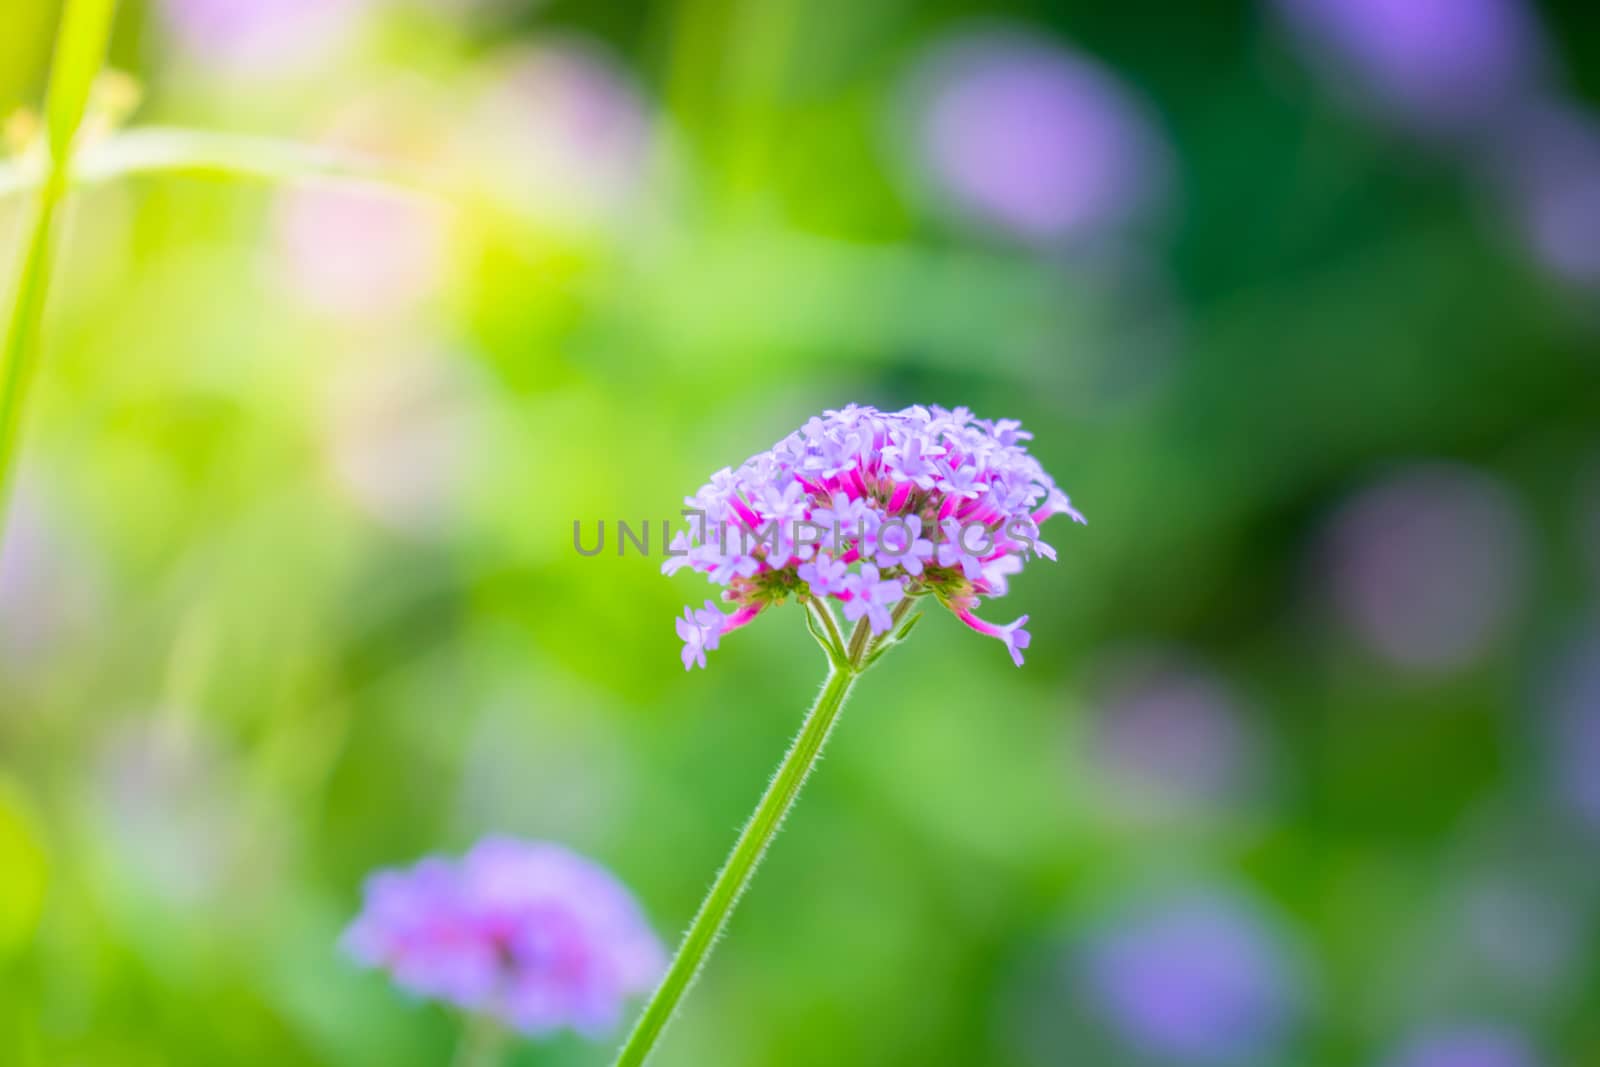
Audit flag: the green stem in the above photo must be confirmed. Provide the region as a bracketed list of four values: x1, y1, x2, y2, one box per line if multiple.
[0, 169, 65, 523]
[805, 596, 846, 658]
[0, 0, 117, 541]
[844, 613, 873, 665]
[612, 663, 861, 1066]
[450, 1013, 506, 1067]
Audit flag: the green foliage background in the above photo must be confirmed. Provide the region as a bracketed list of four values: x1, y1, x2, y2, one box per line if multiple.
[1, 1, 1598, 1064]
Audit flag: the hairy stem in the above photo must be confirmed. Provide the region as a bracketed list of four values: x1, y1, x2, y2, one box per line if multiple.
[612, 663, 860, 1066]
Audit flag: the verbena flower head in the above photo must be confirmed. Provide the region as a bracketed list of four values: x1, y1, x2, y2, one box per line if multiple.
[664, 404, 1083, 668]
[342, 837, 663, 1036]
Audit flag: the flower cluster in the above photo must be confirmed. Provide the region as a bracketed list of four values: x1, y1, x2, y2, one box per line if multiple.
[342, 837, 663, 1036]
[666, 404, 1083, 669]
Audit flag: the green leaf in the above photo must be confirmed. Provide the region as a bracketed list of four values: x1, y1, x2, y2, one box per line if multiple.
[0, 179, 67, 527]
[45, 0, 118, 158]
[893, 611, 924, 642]
[72, 127, 442, 193]
[0, 128, 445, 202]
[0, 0, 119, 538]
[802, 601, 851, 672]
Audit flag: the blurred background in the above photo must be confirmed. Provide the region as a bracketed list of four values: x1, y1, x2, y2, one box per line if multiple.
[2, 0, 1599, 1064]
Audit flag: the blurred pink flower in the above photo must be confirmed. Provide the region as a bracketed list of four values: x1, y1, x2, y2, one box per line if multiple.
[0, 484, 98, 665]
[93, 719, 261, 907]
[462, 43, 653, 228]
[322, 348, 482, 535]
[273, 86, 454, 322]
[1082, 646, 1261, 823]
[901, 28, 1171, 246]
[157, 0, 369, 77]
[1319, 463, 1530, 672]
[275, 185, 449, 321]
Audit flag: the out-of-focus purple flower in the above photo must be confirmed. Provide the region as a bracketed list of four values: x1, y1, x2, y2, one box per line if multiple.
[461, 44, 653, 230]
[664, 404, 1083, 668]
[1583, 459, 1600, 589]
[93, 718, 260, 907]
[275, 186, 449, 322]
[0, 484, 98, 664]
[157, 0, 369, 77]
[1541, 627, 1600, 832]
[321, 348, 481, 535]
[901, 28, 1171, 245]
[274, 87, 453, 322]
[1083, 647, 1260, 823]
[1458, 875, 1581, 988]
[1081, 889, 1304, 1065]
[1484, 103, 1600, 289]
[343, 837, 663, 1036]
[1319, 463, 1530, 672]
[1381, 1024, 1543, 1067]
[1272, 0, 1549, 135]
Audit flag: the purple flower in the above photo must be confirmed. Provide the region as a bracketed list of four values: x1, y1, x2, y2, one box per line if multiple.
[663, 404, 1083, 667]
[1273, 0, 1549, 136]
[935, 517, 986, 580]
[94, 719, 256, 907]
[343, 837, 663, 1036]
[1484, 103, 1600, 289]
[954, 609, 1030, 668]
[1584, 459, 1600, 592]
[876, 515, 936, 576]
[0, 482, 99, 663]
[1318, 463, 1530, 673]
[676, 601, 726, 671]
[1083, 647, 1259, 823]
[461, 44, 653, 230]
[158, 0, 368, 76]
[901, 28, 1171, 245]
[1382, 1025, 1543, 1067]
[1081, 890, 1303, 1065]
[841, 564, 906, 635]
[276, 186, 448, 321]
[1541, 627, 1600, 832]
[273, 89, 453, 322]
[321, 348, 481, 536]
[1457, 876, 1581, 988]
[797, 554, 849, 596]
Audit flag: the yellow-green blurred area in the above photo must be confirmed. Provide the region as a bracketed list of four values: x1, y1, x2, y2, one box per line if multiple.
[3, 0, 1600, 1064]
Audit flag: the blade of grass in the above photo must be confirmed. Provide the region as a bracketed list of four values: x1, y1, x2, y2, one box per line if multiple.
[45, 0, 119, 158]
[0, 127, 448, 202]
[0, 0, 118, 538]
[76, 127, 444, 194]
